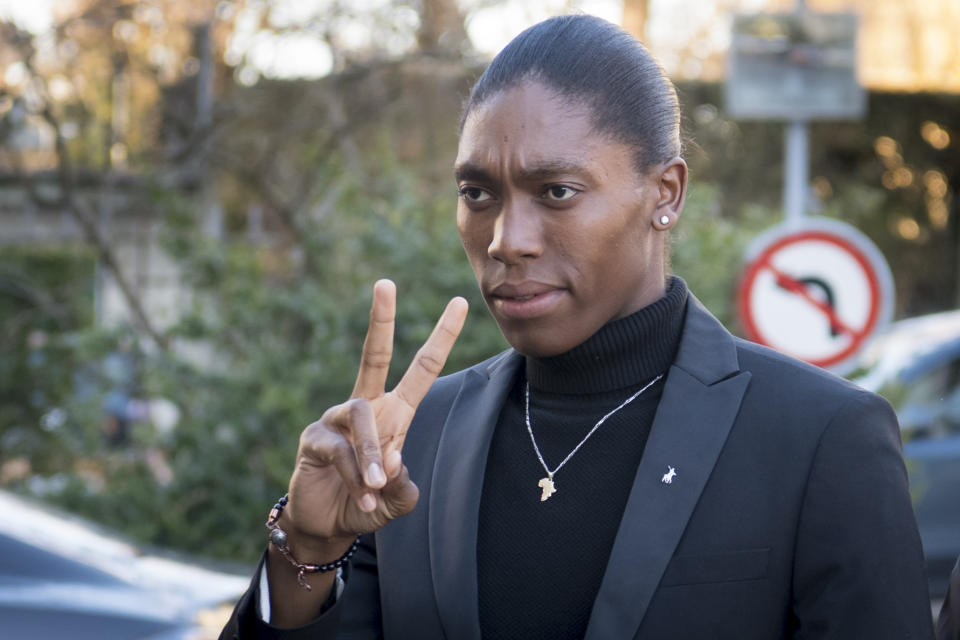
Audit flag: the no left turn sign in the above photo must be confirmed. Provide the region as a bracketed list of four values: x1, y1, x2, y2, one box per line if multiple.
[737, 218, 894, 375]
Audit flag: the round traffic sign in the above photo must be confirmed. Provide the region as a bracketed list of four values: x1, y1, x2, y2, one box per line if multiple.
[737, 218, 894, 374]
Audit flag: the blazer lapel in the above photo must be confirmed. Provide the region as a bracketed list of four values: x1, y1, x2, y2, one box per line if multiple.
[584, 299, 752, 640]
[429, 350, 523, 640]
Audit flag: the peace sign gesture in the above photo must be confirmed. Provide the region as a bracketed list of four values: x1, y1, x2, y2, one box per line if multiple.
[279, 279, 468, 556]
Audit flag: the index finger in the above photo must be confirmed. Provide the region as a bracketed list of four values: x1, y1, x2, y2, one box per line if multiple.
[352, 279, 396, 400]
[393, 296, 469, 412]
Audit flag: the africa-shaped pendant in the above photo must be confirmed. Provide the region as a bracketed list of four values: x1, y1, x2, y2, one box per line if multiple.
[538, 476, 556, 501]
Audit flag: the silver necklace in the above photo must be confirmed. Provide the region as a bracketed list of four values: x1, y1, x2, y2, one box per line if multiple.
[525, 374, 663, 502]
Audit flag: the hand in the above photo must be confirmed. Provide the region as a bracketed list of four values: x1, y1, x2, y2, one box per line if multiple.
[283, 279, 469, 551]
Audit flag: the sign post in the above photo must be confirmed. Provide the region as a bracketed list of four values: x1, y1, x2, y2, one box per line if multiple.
[726, 6, 865, 224]
[727, 6, 886, 372]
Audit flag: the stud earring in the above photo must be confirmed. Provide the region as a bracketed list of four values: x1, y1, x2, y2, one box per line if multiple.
[659, 215, 671, 226]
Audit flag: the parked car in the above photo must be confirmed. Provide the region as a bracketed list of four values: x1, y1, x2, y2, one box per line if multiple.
[0, 490, 249, 639]
[854, 309, 960, 597]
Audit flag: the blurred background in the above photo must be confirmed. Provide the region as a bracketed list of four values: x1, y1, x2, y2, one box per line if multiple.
[0, 0, 958, 634]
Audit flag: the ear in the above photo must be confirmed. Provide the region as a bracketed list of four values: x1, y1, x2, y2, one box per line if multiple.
[650, 158, 688, 230]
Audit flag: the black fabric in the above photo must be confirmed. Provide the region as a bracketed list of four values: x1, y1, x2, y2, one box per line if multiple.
[477, 278, 687, 640]
[938, 557, 960, 640]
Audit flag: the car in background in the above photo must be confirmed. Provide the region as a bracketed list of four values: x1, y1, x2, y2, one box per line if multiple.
[854, 309, 960, 597]
[0, 490, 249, 639]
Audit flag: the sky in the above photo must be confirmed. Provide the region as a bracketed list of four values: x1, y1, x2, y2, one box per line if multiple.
[0, 0, 56, 32]
[466, 0, 622, 55]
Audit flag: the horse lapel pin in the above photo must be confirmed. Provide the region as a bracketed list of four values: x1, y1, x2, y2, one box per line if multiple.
[661, 466, 677, 485]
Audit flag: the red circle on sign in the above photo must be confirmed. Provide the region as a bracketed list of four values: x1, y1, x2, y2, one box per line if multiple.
[737, 230, 882, 369]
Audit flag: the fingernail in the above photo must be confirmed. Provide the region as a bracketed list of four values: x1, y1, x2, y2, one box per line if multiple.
[367, 463, 386, 487]
[360, 493, 377, 512]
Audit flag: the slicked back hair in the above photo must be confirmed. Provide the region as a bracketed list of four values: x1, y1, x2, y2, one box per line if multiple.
[460, 14, 682, 171]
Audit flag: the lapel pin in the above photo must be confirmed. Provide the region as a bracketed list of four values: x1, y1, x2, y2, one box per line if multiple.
[661, 466, 677, 485]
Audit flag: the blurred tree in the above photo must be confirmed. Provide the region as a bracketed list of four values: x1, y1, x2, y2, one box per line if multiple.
[622, 0, 649, 41]
[0, 246, 98, 480]
[812, 93, 960, 313]
[0, 0, 502, 563]
[677, 82, 959, 318]
[671, 182, 771, 329]
[0, 0, 238, 172]
[418, 0, 470, 54]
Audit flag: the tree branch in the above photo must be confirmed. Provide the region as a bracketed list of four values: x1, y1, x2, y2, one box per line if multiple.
[8, 25, 169, 350]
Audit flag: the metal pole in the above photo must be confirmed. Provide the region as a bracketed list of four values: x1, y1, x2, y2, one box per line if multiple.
[783, 120, 809, 224]
[783, 0, 808, 225]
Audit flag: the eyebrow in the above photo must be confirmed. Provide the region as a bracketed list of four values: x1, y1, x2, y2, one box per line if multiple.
[454, 163, 494, 183]
[454, 159, 593, 184]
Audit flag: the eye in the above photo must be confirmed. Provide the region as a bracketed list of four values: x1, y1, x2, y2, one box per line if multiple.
[458, 186, 492, 203]
[543, 185, 579, 201]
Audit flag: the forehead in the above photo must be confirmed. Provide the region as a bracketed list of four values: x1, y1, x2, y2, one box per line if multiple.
[456, 82, 634, 177]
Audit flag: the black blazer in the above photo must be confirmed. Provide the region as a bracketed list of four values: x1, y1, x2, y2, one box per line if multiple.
[938, 558, 960, 640]
[225, 298, 934, 639]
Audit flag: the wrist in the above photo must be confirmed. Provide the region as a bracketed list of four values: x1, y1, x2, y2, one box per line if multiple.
[279, 515, 357, 563]
[266, 493, 360, 591]
[276, 492, 359, 549]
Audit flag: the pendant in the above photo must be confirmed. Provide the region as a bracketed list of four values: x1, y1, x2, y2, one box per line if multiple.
[538, 476, 556, 501]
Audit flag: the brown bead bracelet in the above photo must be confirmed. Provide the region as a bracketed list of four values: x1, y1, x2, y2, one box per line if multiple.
[266, 493, 361, 591]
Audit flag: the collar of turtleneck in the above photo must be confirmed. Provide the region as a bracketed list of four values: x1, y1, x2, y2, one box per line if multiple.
[524, 276, 688, 395]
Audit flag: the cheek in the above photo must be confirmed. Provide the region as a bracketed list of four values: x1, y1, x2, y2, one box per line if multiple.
[609, 223, 647, 257]
[565, 211, 642, 269]
[457, 212, 488, 266]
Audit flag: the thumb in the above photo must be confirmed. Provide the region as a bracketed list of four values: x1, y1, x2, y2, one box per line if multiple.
[379, 457, 419, 518]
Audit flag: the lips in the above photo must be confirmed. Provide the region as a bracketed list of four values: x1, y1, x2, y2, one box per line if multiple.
[487, 281, 566, 320]
[490, 282, 554, 298]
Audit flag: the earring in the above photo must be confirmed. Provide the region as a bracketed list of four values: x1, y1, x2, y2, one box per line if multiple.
[659, 215, 671, 226]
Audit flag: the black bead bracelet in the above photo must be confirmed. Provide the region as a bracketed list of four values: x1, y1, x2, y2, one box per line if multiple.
[266, 493, 361, 590]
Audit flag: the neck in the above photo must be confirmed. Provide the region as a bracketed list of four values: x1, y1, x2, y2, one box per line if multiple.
[525, 276, 688, 394]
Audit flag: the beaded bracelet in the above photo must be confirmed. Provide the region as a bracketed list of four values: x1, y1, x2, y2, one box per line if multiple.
[266, 493, 361, 591]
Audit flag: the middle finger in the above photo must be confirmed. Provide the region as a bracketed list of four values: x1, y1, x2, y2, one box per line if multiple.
[352, 279, 396, 400]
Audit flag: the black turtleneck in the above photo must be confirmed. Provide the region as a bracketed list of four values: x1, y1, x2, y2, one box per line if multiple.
[477, 277, 688, 640]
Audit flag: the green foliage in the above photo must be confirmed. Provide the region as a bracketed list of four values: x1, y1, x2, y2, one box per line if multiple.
[671, 182, 772, 330]
[4, 148, 505, 564]
[0, 247, 103, 476]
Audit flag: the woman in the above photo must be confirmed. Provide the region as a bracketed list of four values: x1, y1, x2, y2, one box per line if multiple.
[222, 15, 933, 639]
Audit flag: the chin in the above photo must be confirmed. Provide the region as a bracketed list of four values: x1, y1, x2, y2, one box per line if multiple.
[486, 301, 593, 358]
[501, 328, 580, 359]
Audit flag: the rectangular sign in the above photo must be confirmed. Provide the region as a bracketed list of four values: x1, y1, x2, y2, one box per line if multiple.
[725, 12, 865, 121]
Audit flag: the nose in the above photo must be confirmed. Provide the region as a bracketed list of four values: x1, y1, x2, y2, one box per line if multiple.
[487, 200, 543, 264]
